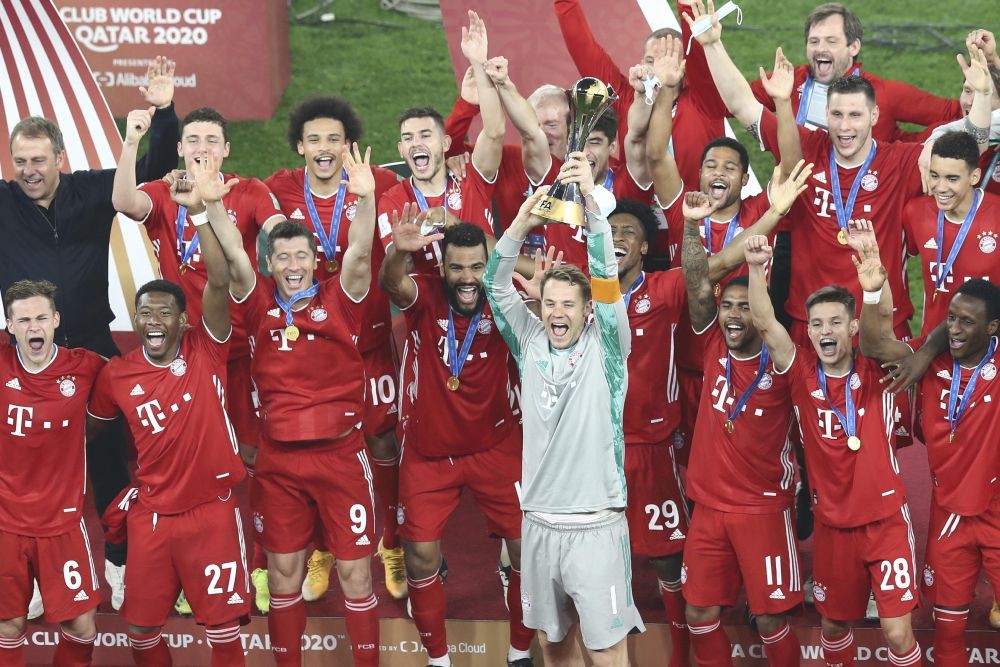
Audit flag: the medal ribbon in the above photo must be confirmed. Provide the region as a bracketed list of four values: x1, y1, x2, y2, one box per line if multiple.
[829, 141, 877, 237]
[934, 188, 981, 291]
[982, 150, 1000, 191]
[796, 66, 861, 125]
[303, 168, 349, 265]
[603, 169, 614, 191]
[411, 174, 452, 216]
[725, 343, 771, 424]
[702, 212, 741, 257]
[447, 305, 483, 381]
[816, 358, 858, 439]
[623, 271, 645, 309]
[274, 280, 320, 327]
[175, 205, 200, 267]
[948, 336, 997, 434]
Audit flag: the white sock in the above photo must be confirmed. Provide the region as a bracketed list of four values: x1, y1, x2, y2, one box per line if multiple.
[427, 654, 452, 667]
[508, 646, 532, 661]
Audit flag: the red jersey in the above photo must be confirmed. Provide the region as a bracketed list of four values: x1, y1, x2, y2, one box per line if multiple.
[138, 176, 283, 358]
[88, 325, 245, 515]
[916, 340, 1000, 516]
[243, 276, 366, 443]
[685, 320, 796, 514]
[398, 275, 519, 458]
[749, 64, 962, 144]
[623, 270, 687, 445]
[265, 166, 397, 353]
[756, 108, 921, 327]
[903, 192, 1000, 335]
[979, 145, 1000, 197]
[554, 0, 729, 189]
[787, 348, 906, 528]
[377, 168, 496, 274]
[0, 346, 103, 536]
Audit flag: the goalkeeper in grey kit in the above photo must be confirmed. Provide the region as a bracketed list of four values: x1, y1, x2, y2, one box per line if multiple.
[484, 151, 642, 667]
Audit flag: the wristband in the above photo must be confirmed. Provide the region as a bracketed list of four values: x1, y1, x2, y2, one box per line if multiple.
[862, 290, 881, 304]
[190, 211, 209, 226]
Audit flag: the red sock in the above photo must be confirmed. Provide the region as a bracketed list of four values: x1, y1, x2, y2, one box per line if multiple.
[54, 630, 95, 667]
[371, 455, 400, 549]
[206, 622, 245, 667]
[407, 572, 448, 658]
[268, 593, 305, 666]
[687, 618, 733, 667]
[0, 633, 26, 667]
[128, 630, 172, 667]
[889, 642, 923, 667]
[344, 594, 380, 666]
[932, 608, 968, 667]
[760, 622, 800, 667]
[821, 629, 855, 667]
[659, 579, 690, 667]
[506, 568, 534, 651]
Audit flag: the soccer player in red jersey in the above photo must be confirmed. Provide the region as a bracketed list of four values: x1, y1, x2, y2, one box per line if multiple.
[88, 160, 251, 665]
[207, 143, 382, 666]
[377, 11, 504, 273]
[679, 192, 806, 667]
[0, 280, 105, 666]
[380, 212, 533, 667]
[265, 96, 408, 602]
[744, 229, 923, 667]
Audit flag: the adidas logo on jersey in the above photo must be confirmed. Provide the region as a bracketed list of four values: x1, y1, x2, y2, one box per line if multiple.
[900, 589, 913, 602]
[130, 384, 145, 396]
[387, 404, 398, 415]
[923, 238, 938, 250]
[811, 388, 825, 400]
[936, 369, 952, 380]
[769, 588, 785, 600]
[355, 535, 371, 546]
[227, 592, 244, 605]
[895, 426, 910, 437]
[290, 208, 305, 220]
[73, 590, 90, 602]
[5, 378, 21, 391]
[813, 171, 827, 184]
[268, 308, 281, 318]
[669, 528, 685, 541]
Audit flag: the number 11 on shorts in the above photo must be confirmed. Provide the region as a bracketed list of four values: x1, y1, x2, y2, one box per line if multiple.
[764, 555, 783, 587]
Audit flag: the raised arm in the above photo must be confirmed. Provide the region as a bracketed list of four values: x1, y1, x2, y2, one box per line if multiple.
[745, 236, 795, 370]
[854, 237, 912, 362]
[960, 44, 996, 150]
[486, 58, 549, 166]
[444, 67, 479, 157]
[339, 144, 377, 301]
[134, 56, 180, 183]
[759, 47, 802, 180]
[463, 12, 503, 180]
[194, 200, 233, 342]
[646, 45, 684, 206]
[378, 204, 443, 309]
[623, 64, 656, 189]
[681, 191, 720, 331]
[112, 107, 156, 220]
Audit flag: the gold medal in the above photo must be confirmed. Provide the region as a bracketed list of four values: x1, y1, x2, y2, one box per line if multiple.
[285, 325, 300, 341]
[837, 229, 848, 245]
[724, 419, 734, 434]
[847, 435, 861, 451]
[179, 264, 187, 275]
[325, 259, 339, 273]
[932, 290, 939, 302]
[447, 376, 460, 391]
[713, 283, 721, 298]
[949, 430, 955, 443]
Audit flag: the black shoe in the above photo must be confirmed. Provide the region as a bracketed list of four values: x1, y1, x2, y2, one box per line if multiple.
[439, 555, 449, 583]
[507, 659, 534, 667]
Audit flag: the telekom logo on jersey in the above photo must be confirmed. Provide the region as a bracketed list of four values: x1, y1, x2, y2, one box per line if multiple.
[263, 330, 360, 352]
[136, 394, 193, 434]
[6, 405, 72, 437]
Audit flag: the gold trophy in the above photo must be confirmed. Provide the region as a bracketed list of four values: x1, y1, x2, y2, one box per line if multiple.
[531, 77, 618, 227]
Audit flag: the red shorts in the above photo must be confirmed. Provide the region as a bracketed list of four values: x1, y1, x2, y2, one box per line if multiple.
[682, 504, 802, 614]
[675, 368, 702, 466]
[362, 343, 399, 438]
[227, 356, 261, 447]
[398, 427, 522, 542]
[252, 429, 376, 559]
[625, 442, 689, 557]
[810, 506, 919, 621]
[922, 494, 1000, 607]
[0, 522, 101, 623]
[123, 493, 250, 627]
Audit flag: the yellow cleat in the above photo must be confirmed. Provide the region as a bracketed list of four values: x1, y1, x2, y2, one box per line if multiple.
[378, 538, 408, 600]
[302, 550, 335, 602]
[990, 599, 1000, 630]
[251, 568, 270, 613]
[174, 590, 192, 615]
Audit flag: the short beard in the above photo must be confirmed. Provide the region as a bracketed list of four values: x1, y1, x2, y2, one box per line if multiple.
[445, 283, 485, 317]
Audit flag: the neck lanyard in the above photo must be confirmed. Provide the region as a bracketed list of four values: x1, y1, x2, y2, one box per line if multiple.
[816, 358, 861, 450]
[724, 343, 771, 433]
[933, 189, 981, 299]
[623, 271, 644, 309]
[948, 336, 998, 441]
[303, 168, 349, 273]
[796, 66, 861, 125]
[411, 174, 451, 216]
[603, 169, 614, 191]
[274, 280, 320, 342]
[445, 305, 483, 391]
[702, 211, 741, 257]
[175, 206, 199, 272]
[829, 141, 877, 243]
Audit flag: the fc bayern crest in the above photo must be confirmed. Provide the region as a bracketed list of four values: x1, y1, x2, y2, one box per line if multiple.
[860, 173, 878, 192]
[812, 583, 827, 602]
[979, 232, 997, 254]
[58, 377, 76, 397]
[634, 298, 651, 314]
[396, 505, 406, 526]
[981, 363, 997, 381]
[568, 349, 583, 368]
[345, 202, 357, 221]
[680, 564, 688, 585]
[923, 565, 934, 587]
[169, 358, 188, 377]
[310, 308, 328, 322]
[477, 318, 493, 335]
[253, 512, 264, 533]
[758, 372, 773, 390]
[849, 373, 862, 390]
[994, 167, 1000, 183]
[447, 192, 463, 210]
[227, 210, 237, 225]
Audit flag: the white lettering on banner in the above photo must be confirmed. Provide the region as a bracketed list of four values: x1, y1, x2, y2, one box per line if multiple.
[58, 5, 224, 54]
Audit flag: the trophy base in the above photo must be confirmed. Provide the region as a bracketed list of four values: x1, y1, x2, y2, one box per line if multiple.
[530, 195, 585, 227]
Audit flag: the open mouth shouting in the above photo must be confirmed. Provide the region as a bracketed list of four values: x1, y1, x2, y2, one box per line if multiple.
[812, 55, 835, 80]
[455, 284, 480, 308]
[314, 153, 338, 173]
[410, 149, 432, 175]
[614, 244, 628, 266]
[725, 319, 746, 343]
[708, 178, 730, 202]
[283, 272, 306, 292]
[145, 328, 167, 353]
[818, 336, 839, 357]
[548, 319, 570, 343]
[26, 335, 46, 354]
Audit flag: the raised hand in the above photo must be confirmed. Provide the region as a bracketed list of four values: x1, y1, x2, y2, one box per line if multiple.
[628, 64, 653, 93]
[461, 10, 488, 66]
[918, 140, 934, 195]
[851, 237, 887, 292]
[514, 245, 565, 301]
[446, 152, 470, 182]
[190, 152, 238, 204]
[958, 44, 994, 96]
[124, 107, 155, 146]
[845, 218, 876, 255]
[169, 176, 202, 210]
[484, 56, 510, 87]
[140, 56, 175, 108]
[459, 66, 479, 105]
[743, 235, 773, 266]
[967, 29, 998, 66]
[342, 143, 375, 198]
[509, 186, 550, 238]
[682, 0, 722, 46]
[759, 47, 795, 101]
[682, 191, 718, 223]
[769, 159, 812, 214]
[558, 151, 596, 196]
[651, 35, 686, 89]
[392, 203, 442, 253]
